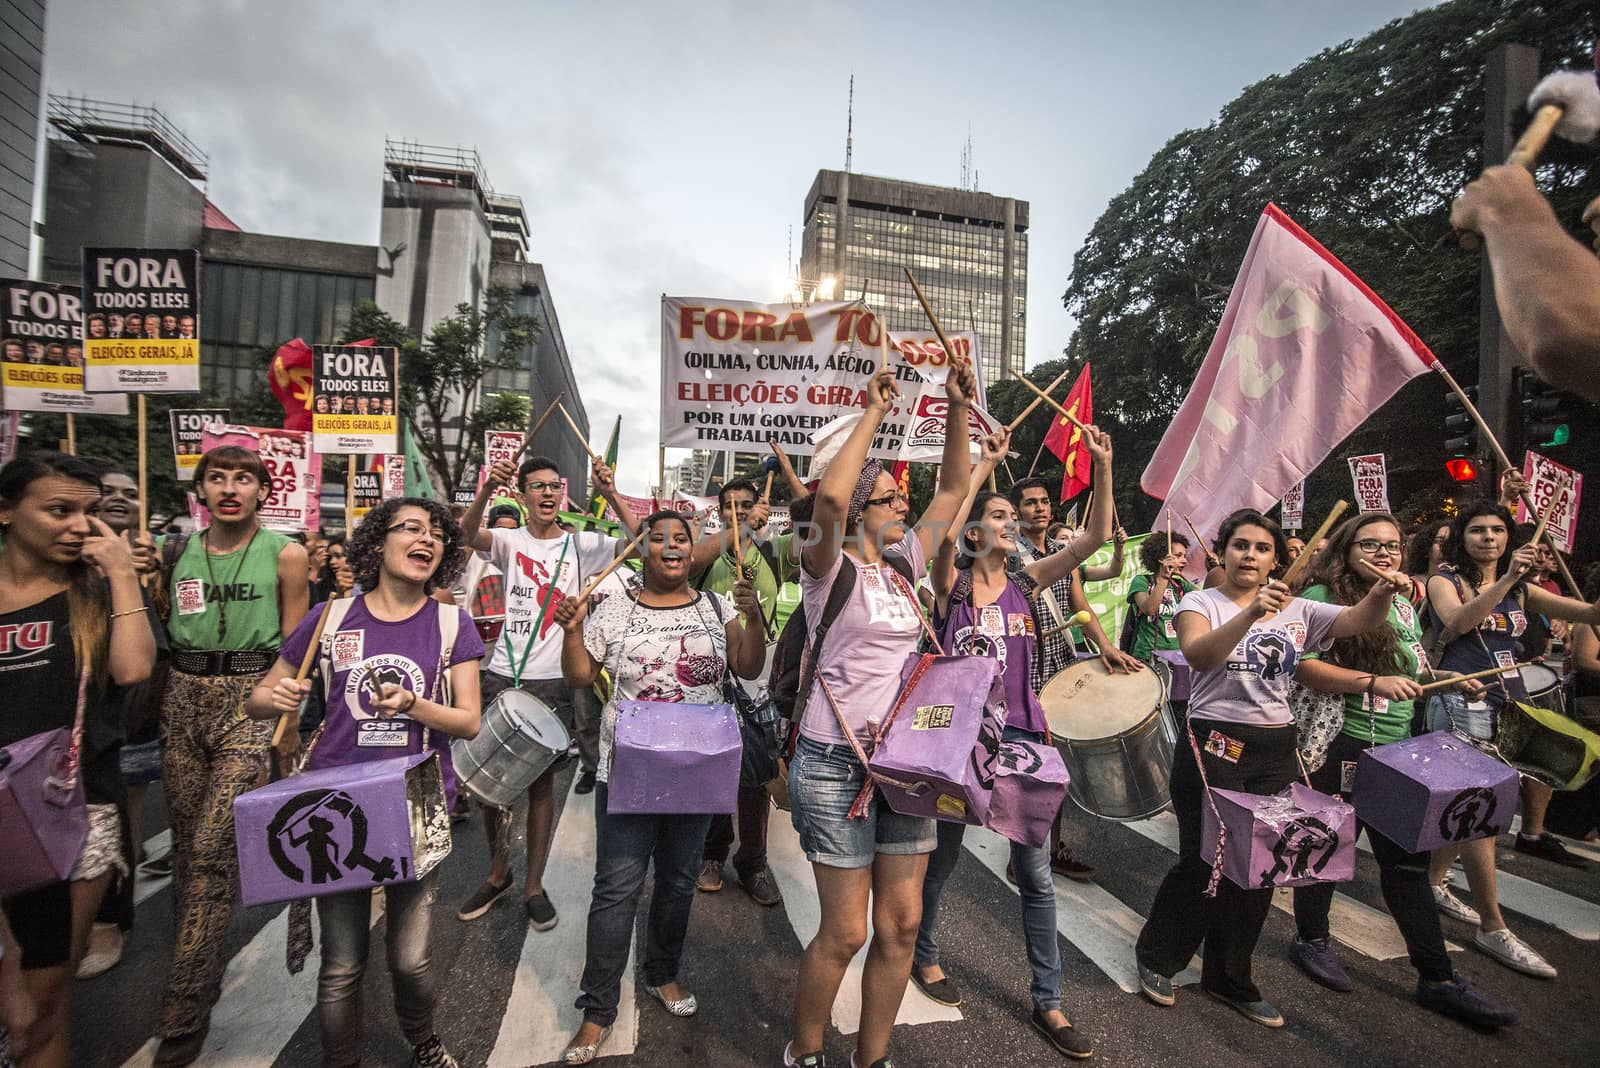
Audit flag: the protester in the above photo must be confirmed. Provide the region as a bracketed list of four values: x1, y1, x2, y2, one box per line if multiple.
[1403, 519, 1451, 595]
[1288, 513, 1516, 1027]
[454, 453, 638, 930]
[688, 477, 797, 907]
[554, 510, 765, 1064]
[1079, 525, 1128, 582]
[1423, 500, 1600, 980]
[152, 445, 308, 1066]
[0, 452, 156, 1068]
[915, 425, 1106, 1058]
[1126, 532, 1196, 663]
[1135, 508, 1399, 1028]
[323, 537, 355, 599]
[247, 498, 483, 1068]
[784, 360, 975, 1068]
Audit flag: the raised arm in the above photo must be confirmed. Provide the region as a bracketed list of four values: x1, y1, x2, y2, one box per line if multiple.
[462, 458, 517, 552]
[805, 367, 902, 580]
[1328, 573, 1402, 639]
[1426, 548, 1532, 635]
[1051, 426, 1115, 570]
[1524, 582, 1600, 627]
[1081, 526, 1127, 582]
[725, 581, 767, 680]
[591, 455, 640, 538]
[555, 595, 602, 689]
[80, 517, 157, 687]
[769, 439, 810, 501]
[911, 360, 978, 565]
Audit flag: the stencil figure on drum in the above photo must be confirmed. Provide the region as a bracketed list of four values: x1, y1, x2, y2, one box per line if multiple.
[452, 452, 643, 933]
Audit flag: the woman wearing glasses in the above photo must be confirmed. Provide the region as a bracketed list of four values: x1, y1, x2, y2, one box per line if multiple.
[1287, 514, 1515, 1027]
[248, 498, 484, 1068]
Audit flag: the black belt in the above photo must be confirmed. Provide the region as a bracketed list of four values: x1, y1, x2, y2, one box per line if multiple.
[171, 649, 276, 677]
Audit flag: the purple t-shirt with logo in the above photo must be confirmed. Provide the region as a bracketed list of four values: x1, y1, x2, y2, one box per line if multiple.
[281, 596, 484, 806]
[1175, 587, 1343, 727]
[936, 572, 1046, 734]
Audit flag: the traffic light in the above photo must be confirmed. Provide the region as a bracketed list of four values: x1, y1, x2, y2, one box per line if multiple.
[1516, 369, 1571, 447]
[1445, 457, 1479, 482]
[1444, 386, 1477, 456]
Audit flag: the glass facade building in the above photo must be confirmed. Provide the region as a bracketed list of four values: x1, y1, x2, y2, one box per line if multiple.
[801, 170, 1028, 390]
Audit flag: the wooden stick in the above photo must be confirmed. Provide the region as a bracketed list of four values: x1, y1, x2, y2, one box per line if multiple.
[1166, 509, 1174, 554]
[271, 597, 335, 747]
[658, 445, 667, 498]
[1417, 661, 1536, 695]
[762, 471, 774, 502]
[1008, 368, 1088, 433]
[576, 525, 650, 601]
[1530, 489, 1560, 548]
[1459, 104, 1565, 251]
[1279, 501, 1348, 589]
[65, 413, 76, 456]
[1041, 610, 1095, 642]
[876, 315, 891, 375]
[136, 396, 148, 533]
[345, 455, 357, 538]
[512, 392, 565, 462]
[1180, 511, 1220, 569]
[730, 495, 744, 565]
[902, 267, 967, 373]
[1007, 366, 1073, 433]
[555, 402, 601, 462]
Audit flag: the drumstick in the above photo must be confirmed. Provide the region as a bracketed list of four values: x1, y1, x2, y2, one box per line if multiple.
[1006, 366, 1073, 433]
[903, 268, 967, 374]
[730, 499, 744, 568]
[1040, 609, 1095, 642]
[556, 402, 602, 463]
[1008, 369, 1088, 433]
[762, 471, 774, 502]
[576, 525, 650, 602]
[877, 316, 891, 375]
[1279, 501, 1348, 590]
[1416, 661, 1537, 694]
[271, 598, 335, 747]
[1181, 512, 1221, 570]
[1530, 491, 1560, 549]
[511, 393, 565, 462]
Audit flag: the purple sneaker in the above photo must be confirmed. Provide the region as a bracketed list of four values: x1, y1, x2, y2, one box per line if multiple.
[1288, 935, 1353, 993]
[1417, 976, 1519, 1028]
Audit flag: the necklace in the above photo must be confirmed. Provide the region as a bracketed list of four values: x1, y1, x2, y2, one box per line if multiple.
[202, 525, 262, 644]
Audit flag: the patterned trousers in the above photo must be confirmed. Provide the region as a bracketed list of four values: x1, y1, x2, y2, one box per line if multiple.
[157, 668, 271, 1038]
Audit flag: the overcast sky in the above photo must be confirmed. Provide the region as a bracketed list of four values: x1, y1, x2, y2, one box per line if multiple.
[43, 0, 1432, 489]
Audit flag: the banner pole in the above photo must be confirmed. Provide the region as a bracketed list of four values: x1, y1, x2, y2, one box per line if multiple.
[65, 413, 76, 456]
[346, 454, 357, 539]
[137, 396, 148, 533]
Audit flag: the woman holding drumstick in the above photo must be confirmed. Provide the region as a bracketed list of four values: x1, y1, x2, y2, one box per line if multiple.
[1423, 499, 1600, 978]
[1286, 513, 1515, 1027]
[1135, 507, 1401, 1029]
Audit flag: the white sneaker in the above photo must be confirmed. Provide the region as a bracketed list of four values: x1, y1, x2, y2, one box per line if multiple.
[1473, 927, 1557, 979]
[1433, 880, 1481, 925]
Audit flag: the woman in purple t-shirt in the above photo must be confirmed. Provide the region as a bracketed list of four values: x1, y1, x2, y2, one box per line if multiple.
[784, 361, 976, 1068]
[249, 498, 483, 1068]
[1133, 508, 1400, 1031]
[915, 425, 1113, 1060]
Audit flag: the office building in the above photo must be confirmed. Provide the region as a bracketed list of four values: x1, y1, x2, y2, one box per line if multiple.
[800, 169, 1028, 389]
[1, 0, 45, 276]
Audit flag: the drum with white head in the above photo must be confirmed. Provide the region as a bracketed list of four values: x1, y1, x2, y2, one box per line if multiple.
[1041, 658, 1174, 821]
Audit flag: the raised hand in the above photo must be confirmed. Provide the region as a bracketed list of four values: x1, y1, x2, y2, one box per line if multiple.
[269, 676, 312, 715]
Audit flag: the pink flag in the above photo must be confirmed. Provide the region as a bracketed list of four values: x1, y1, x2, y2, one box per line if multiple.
[1143, 205, 1437, 559]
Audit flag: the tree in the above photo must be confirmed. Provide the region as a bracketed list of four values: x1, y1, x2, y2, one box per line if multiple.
[341, 289, 539, 493]
[1061, 0, 1599, 538]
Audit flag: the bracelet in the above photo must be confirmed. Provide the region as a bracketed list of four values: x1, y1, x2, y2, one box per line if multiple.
[110, 607, 144, 620]
[401, 691, 418, 715]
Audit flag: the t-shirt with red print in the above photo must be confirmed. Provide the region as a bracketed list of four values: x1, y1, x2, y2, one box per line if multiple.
[487, 528, 617, 681]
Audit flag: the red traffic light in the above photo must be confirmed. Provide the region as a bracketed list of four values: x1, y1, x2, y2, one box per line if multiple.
[1445, 457, 1478, 482]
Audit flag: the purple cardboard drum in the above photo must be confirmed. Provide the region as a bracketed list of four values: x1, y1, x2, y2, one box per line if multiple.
[869, 654, 1007, 825]
[986, 740, 1070, 847]
[234, 752, 451, 907]
[0, 728, 88, 897]
[1200, 782, 1356, 890]
[1153, 650, 1191, 703]
[607, 701, 740, 815]
[1354, 730, 1519, 852]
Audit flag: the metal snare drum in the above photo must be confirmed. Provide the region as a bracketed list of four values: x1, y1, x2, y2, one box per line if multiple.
[473, 613, 505, 644]
[451, 688, 570, 808]
[1518, 663, 1566, 715]
[1042, 658, 1174, 821]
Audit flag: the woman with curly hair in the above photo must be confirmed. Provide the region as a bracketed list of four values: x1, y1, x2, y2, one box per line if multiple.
[247, 498, 484, 1068]
[1126, 531, 1196, 664]
[1287, 513, 1515, 1027]
[1402, 519, 1451, 595]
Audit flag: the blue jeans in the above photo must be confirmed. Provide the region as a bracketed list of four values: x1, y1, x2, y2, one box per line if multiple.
[316, 871, 439, 1068]
[576, 783, 713, 1027]
[1426, 692, 1496, 741]
[913, 727, 1061, 1012]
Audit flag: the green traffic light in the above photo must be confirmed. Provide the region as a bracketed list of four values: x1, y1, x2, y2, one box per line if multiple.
[1544, 424, 1570, 447]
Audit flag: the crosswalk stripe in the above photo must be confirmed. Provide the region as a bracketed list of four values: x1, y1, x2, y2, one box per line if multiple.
[487, 779, 639, 1067]
[133, 829, 173, 906]
[1123, 811, 1462, 960]
[1439, 857, 1600, 941]
[765, 805, 963, 1034]
[120, 893, 384, 1067]
[959, 825, 1200, 994]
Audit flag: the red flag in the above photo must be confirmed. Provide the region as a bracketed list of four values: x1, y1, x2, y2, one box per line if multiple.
[890, 460, 911, 498]
[1042, 364, 1092, 501]
[269, 337, 376, 430]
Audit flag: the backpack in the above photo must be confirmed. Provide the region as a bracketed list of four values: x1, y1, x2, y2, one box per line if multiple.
[768, 549, 916, 723]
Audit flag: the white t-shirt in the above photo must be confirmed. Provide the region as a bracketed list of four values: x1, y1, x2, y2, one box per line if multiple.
[488, 527, 617, 680]
[1175, 587, 1344, 726]
[583, 590, 734, 783]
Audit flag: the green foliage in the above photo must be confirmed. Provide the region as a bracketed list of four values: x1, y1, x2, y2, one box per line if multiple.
[1061, 0, 1599, 536]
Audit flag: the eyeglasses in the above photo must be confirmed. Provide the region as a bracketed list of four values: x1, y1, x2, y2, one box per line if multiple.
[863, 491, 907, 509]
[1354, 539, 1403, 555]
[524, 481, 560, 494]
[387, 519, 444, 541]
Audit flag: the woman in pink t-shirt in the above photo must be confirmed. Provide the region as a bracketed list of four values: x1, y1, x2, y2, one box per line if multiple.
[783, 361, 976, 1068]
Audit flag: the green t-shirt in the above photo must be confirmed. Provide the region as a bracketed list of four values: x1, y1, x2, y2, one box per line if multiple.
[1126, 572, 1196, 661]
[1300, 583, 1424, 746]
[697, 532, 796, 638]
[164, 527, 292, 651]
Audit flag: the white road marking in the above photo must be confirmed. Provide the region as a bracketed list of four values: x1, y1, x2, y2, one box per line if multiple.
[133, 829, 173, 906]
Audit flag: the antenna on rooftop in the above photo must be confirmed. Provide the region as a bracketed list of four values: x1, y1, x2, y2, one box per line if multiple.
[844, 74, 854, 173]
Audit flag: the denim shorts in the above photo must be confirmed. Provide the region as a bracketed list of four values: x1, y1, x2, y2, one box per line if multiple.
[788, 735, 936, 869]
[1426, 692, 1496, 741]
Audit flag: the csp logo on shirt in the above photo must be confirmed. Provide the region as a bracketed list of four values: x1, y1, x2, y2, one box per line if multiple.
[344, 654, 427, 720]
[1230, 632, 1297, 683]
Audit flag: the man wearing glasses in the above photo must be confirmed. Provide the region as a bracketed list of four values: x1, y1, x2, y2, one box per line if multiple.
[454, 453, 640, 931]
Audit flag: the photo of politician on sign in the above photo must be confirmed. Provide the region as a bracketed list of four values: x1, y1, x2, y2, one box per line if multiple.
[80, 248, 201, 392]
[2, 278, 129, 414]
[312, 343, 399, 453]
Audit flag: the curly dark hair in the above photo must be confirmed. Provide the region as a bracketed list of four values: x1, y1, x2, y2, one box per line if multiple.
[347, 497, 466, 594]
[1139, 531, 1189, 574]
[1402, 518, 1450, 577]
[1309, 512, 1407, 677]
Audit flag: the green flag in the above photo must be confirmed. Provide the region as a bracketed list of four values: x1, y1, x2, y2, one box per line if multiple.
[589, 415, 620, 517]
[401, 421, 434, 499]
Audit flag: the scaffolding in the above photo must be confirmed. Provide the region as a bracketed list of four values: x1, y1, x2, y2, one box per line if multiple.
[47, 95, 208, 182]
[383, 139, 527, 253]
